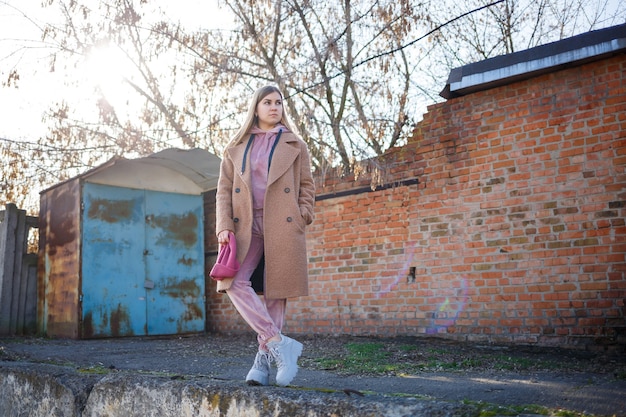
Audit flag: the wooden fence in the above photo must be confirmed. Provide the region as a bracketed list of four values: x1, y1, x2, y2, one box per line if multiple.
[0, 203, 38, 336]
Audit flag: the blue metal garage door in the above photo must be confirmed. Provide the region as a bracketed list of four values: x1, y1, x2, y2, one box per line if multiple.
[81, 182, 205, 338]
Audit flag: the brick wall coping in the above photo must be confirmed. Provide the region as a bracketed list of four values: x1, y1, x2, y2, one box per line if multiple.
[441, 22, 626, 98]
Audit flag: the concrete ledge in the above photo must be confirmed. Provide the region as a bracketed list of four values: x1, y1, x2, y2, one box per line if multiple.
[0, 366, 80, 417]
[0, 364, 477, 417]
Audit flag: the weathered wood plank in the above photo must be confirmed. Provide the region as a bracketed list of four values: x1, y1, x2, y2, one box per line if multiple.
[13, 207, 27, 334]
[0, 204, 18, 334]
[22, 254, 38, 334]
[0, 204, 38, 335]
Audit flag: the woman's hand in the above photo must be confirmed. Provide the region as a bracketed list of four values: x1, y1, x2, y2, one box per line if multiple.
[217, 230, 232, 246]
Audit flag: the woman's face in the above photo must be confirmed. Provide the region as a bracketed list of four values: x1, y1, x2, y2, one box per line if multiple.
[256, 91, 283, 130]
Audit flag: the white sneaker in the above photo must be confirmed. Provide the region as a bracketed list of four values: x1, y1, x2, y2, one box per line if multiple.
[267, 335, 303, 386]
[246, 350, 271, 386]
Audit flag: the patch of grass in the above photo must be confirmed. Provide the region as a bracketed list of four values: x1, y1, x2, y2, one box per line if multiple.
[77, 364, 111, 375]
[314, 341, 490, 374]
[490, 354, 561, 371]
[427, 357, 486, 370]
[552, 410, 596, 417]
[398, 344, 419, 352]
[426, 347, 449, 355]
[615, 370, 626, 380]
[311, 339, 620, 377]
[465, 400, 600, 417]
[316, 342, 400, 374]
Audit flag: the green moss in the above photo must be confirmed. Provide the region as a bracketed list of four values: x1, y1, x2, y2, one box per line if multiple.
[77, 365, 111, 375]
[464, 400, 598, 417]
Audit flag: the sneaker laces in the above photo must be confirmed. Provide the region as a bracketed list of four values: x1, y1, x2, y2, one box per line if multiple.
[269, 345, 285, 369]
[253, 351, 271, 370]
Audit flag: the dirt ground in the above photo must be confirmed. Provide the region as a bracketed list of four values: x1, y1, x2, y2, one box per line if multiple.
[2, 332, 624, 377]
[2, 333, 626, 416]
[307, 335, 624, 376]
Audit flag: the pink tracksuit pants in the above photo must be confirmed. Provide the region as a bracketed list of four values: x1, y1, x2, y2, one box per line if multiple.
[225, 209, 285, 352]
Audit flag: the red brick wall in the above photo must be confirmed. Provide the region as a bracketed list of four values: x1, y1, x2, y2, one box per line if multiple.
[206, 54, 626, 349]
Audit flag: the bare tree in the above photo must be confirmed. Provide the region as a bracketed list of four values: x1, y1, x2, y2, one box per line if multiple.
[1, 0, 624, 211]
[425, 0, 625, 68]
[2, 0, 226, 210]
[170, 0, 425, 174]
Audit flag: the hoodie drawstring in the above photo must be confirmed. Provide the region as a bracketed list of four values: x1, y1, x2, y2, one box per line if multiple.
[241, 128, 283, 175]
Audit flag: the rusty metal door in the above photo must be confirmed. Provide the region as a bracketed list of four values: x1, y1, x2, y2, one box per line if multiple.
[144, 191, 205, 335]
[81, 183, 204, 338]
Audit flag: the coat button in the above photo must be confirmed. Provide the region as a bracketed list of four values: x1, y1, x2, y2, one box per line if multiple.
[286, 217, 293, 222]
[284, 187, 290, 193]
[235, 188, 241, 193]
[234, 218, 239, 223]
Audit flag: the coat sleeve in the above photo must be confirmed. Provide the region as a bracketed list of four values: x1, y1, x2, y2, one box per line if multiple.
[298, 141, 316, 225]
[215, 151, 236, 235]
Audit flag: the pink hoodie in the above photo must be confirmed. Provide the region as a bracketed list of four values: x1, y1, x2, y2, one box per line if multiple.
[248, 125, 285, 209]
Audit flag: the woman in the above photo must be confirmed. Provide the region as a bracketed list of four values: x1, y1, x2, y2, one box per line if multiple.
[215, 85, 315, 386]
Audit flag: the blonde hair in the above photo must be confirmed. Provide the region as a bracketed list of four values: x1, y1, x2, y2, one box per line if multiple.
[227, 85, 299, 148]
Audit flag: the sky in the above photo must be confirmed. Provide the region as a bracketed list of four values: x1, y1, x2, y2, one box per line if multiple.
[0, 1, 60, 141]
[0, 0, 233, 143]
[1, 0, 623, 212]
[1, 0, 624, 150]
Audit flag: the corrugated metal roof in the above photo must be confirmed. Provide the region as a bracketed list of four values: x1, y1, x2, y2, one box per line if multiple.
[440, 23, 626, 99]
[132, 148, 222, 192]
[41, 148, 222, 195]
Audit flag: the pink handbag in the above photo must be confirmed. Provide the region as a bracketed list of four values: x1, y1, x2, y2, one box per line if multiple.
[210, 232, 240, 280]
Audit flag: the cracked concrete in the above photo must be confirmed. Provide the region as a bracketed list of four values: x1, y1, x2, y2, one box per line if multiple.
[1, 334, 625, 416]
[0, 363, 475, 417]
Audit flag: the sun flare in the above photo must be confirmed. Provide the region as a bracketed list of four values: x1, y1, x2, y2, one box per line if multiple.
[84, 43, 134, 106]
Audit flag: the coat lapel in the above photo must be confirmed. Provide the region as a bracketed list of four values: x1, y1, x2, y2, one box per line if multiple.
[268, 134, 300, 186]
[228, 141, 253, 190]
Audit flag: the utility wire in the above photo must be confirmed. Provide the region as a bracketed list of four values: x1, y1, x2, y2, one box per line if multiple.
[354, 0, 505, 71]
[291, 0, 505, 96]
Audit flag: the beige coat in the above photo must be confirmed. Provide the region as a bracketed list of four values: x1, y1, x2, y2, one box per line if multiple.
[215, 131, 315, 299]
